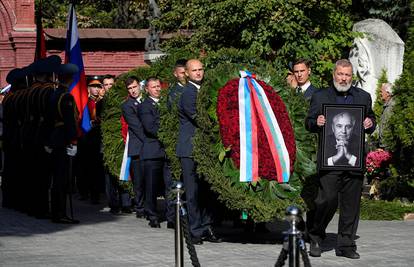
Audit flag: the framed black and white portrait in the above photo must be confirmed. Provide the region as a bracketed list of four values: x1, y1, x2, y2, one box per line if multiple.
[318, 104, 365, 171]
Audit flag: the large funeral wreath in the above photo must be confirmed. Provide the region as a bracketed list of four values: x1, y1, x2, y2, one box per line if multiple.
[101, 49, 317, 222]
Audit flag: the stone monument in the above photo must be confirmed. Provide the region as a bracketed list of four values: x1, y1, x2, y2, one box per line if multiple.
[349, 19, 404, 104]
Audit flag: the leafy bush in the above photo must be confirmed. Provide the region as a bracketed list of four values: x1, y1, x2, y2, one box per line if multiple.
[360, 198, 414, 220]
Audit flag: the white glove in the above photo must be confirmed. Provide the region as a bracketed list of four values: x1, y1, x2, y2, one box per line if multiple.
[44, 146, 53, 154]
[66, 144, 77, 157]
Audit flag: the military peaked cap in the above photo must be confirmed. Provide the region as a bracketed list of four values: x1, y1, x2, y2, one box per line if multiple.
[32, 55, 62, 74]
[6, 68, 26, 84]
[57, 63, 79, 75]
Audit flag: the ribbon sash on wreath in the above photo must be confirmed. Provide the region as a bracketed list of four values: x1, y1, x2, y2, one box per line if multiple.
[119, 132, 131, 182]
[238, 70, 290, 183]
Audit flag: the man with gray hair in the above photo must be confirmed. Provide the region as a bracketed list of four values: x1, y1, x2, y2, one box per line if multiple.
[305, 59, 376, 259]
[378, 83, 395, 150]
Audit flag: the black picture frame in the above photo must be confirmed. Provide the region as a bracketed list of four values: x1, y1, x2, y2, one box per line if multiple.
[318, 104, 365, 171]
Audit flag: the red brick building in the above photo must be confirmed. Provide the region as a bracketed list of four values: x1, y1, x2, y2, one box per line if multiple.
[0, 0, 172, 87]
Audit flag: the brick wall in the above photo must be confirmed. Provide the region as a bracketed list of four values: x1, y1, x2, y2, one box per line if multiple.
[0, 0, 149, 87]
[49, 50, 148, 77]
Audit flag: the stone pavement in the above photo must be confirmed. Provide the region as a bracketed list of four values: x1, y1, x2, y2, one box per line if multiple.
[1, 196, 413, 267]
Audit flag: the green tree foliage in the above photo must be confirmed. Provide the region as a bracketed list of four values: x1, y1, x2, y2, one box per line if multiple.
[389, 1, 414, 149]
[155, 0, 355, 84]
[373, 69, 389, 121]
[352, 0, 411, 41]
[37, 0, 148, 28]
[382, 0, 414, 200]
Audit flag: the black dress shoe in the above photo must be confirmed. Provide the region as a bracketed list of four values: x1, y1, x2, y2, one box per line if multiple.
[309, 240, 321, 257]
[109, 208, 121, 215]
[167, 221, 175, 229]
[336, 250, 360, 259]
[52, 216, 80, 224]
[136, 211, 145, 219]
[202, 228, 222, 243]
[191, 236, 203, 245]
[148, 220, 161, 228]
[121, 207, 132, 214]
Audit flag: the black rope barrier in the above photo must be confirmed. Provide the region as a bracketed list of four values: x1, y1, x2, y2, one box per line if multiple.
[274, 248, 289, 267]
[180, 207, 201, 267]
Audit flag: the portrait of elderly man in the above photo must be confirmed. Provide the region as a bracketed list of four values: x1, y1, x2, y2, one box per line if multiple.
[325, 112, 360, 167]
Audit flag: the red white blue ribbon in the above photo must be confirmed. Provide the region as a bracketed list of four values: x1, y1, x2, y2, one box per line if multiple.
[119, 133, 131, 182]
[238, 71, 290, 183]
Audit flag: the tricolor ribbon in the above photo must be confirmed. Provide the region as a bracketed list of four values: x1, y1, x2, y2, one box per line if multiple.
[119, 133, 131, 182]
[238, 70, 290, 183]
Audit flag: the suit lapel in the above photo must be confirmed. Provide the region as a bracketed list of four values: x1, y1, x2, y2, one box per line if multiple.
[147, 97, 159, 116]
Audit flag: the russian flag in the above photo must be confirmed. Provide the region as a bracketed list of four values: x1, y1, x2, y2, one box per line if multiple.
[65, 3, 91, 133]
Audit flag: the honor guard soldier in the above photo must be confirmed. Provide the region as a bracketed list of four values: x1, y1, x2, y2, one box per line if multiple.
[48, 63, 79, 224]
[23, 56, 61, 217]
[2, 68, 29, 209]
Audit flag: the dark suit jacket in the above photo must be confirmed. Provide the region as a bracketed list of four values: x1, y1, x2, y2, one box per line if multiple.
[121, 97, 144, 157]
[304, 84, 318, 101]
[137, 97, 165, 160]
[167, 82, 184, 109]
[176, 82, 198, 157]
[305, 86, 376, 134]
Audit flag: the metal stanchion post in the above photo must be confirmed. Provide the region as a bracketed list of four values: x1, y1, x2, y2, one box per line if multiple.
[275, 206, 311, 267]
[286, 206, 301, 267]
[172, 182, 184, 267]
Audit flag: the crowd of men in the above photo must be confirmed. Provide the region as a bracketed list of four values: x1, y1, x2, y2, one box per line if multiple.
[1, 55, 380, 256]
[117, 59, 221, 244]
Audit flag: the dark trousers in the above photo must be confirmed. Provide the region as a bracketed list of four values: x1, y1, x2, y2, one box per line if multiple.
[143, 158, 174, 222]
[76, 138, 104, 202]
[33, 148, 52, 217]
[309, 171, 363, 251]
[105, 168, 131, 210]
[130, 156, 145, 214]
[105, 171, 119, 209]
[50, 148, 70, 219]
[180, 157, 212, 238]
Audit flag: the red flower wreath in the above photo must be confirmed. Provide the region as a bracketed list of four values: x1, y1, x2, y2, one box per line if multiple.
[217, 78, 296, 181]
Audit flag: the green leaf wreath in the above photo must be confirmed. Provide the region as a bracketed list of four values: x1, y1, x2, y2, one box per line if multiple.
[101, 49, 317, 222]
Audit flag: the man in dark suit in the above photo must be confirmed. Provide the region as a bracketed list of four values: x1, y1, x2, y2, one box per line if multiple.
[121, 76, 146, 218]
[305, 59, 376, 259]
[325, 112, 360, 167]
[291, 58, 318, 101]
[138, 77, 174, 228]
[176, 59, 221, 245]
[168, 59, 187, 109]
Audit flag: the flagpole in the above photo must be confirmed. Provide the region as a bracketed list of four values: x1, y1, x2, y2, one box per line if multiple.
[34, 0, 46, 61]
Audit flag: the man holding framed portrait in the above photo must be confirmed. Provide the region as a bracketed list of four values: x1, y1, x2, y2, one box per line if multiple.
[305, 59, 376, 259]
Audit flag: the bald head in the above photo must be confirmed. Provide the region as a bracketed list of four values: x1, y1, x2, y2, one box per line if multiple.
[185, 59, 204, 83]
